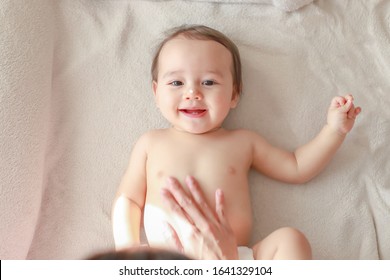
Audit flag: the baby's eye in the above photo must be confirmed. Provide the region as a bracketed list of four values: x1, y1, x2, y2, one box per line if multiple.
[170, 81, 183, 86]
[202, 80, 216, 86]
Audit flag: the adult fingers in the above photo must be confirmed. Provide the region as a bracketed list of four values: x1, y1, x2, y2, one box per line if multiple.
[163, 222, 184, 253]
[161, 186, 194, 225]
[215, 189, 228, 226]
[215, 188, 235, 239]
[186, 176, 218, 222]
[165, 177, 208, 227]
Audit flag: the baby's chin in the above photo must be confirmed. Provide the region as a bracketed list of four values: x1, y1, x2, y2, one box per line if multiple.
[173, 125, 222, 135]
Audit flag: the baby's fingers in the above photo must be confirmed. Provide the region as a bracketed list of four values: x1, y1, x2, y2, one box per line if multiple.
[347, 102, 356, 119]
[330, 96, 346, 108]
[344, 94, 354, 102]
[345, 96, 361, 119]
[339, 99, 353, 113]
[330, 94, 356, 110]
[349, 106, 362, 119]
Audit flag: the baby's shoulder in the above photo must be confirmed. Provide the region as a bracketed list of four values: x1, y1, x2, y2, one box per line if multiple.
[228, 128, 263, 139]
[140, 128, 167, 137]
[131, 129, 169, 153]
[226, 129, 268, 148]
[136, 129, 172, 144]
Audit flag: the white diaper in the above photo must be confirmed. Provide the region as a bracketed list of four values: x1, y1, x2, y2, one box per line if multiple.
[238, 246, 254, 260]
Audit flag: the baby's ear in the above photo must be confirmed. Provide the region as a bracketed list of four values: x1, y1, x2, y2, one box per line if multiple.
[230, 91, 240, 108]
[152, 81, 160, 106]
[152, 81, 158, 96]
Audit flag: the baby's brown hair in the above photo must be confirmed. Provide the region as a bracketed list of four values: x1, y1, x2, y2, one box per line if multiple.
[151, 25, 242, 97]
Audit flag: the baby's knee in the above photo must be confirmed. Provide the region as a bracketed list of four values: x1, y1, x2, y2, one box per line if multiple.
[252, 227, 312, 260]
[278, 227, 305, 239]
[277, 227, 311, 256]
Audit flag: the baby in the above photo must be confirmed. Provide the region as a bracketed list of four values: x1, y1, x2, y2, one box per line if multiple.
[112, 25, 361, 259]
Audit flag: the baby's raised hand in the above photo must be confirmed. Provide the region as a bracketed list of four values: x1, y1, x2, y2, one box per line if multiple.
[327, 94, 361, 135]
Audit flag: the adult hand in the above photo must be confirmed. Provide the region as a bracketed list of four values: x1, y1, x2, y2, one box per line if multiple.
[160, 176, 238, 260]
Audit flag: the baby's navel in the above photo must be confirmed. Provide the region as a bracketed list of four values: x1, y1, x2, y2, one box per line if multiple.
[227, 166, 236, 175]
[156, 170, 164, 178]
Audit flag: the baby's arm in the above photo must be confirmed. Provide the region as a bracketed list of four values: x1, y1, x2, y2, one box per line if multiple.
[112, 134, 149, 250]
[252, 95, 361, 184]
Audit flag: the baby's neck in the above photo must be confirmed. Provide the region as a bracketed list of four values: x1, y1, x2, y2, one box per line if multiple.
[171, 126, 224, 135]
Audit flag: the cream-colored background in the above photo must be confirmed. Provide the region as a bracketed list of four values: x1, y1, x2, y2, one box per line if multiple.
[1, 0, 389, 259]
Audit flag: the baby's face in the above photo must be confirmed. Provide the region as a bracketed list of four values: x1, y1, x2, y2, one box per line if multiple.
[153, 36, 238, 134]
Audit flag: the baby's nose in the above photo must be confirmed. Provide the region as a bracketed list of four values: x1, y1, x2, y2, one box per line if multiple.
[184, 88, 202, 100]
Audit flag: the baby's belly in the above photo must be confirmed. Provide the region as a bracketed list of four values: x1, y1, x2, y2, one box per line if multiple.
[143, 177, 253, 248]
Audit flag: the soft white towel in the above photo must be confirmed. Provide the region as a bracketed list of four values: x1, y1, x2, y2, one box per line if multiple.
[184, 0, 314, 11]
[1, 0, 389, 260]
[0, 0, 53, 259]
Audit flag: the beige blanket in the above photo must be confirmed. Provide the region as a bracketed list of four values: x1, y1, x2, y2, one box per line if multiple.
[1, 0, 389, 259]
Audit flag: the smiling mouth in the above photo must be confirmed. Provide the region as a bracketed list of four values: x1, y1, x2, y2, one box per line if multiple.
[179, 109, 207, 117]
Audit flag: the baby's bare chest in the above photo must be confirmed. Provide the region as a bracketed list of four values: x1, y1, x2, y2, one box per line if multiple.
[144, 135, 253, 244]
[146, 136, 252, 194]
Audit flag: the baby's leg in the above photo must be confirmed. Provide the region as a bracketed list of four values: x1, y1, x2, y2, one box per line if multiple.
[252, 227, 312, 260]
